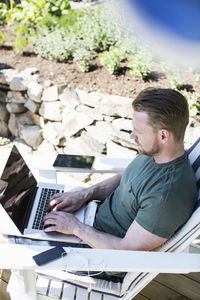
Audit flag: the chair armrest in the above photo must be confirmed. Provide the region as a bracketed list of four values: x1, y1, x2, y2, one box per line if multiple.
[1, 244, 200, 273]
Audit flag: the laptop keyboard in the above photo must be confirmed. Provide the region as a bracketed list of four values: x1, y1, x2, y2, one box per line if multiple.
[32, 188, 63, 230]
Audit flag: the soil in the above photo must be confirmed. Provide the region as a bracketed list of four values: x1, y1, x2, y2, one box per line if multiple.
[1, 24, 200, 100]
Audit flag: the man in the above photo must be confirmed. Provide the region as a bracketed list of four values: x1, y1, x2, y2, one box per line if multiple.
[43, 87, 198, 252]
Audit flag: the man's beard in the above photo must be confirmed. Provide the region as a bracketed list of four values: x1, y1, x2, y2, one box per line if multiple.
[137, 141, 160, 157]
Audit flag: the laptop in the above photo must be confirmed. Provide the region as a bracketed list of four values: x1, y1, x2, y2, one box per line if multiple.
[0, 146, 97, 243]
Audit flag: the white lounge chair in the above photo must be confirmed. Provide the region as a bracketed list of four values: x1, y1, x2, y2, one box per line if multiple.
[3, 137, 200, 300]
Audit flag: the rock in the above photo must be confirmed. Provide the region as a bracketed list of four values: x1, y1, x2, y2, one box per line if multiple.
[10, 68, 39, 91]
[37, 139, 56, 155]
[106, 140, 137, 157]
[111, 130, 138, 150]
[86, 121, 116, 144]
[43, 122, 66, 146]
[10, 76, 29, 91]
[0, 120, 10, 137]
[0, 69, 18, 86]
[24, 98, 40, 114]
[76, 104, 103, 121]
[29, 112, 46, 128]
[0, 90, 7, 103]
[13, 137, 33, 154]
[59, 86, 80, 108]
[6, 91, 26, 104]
[39, 101, 63, 121]
[96, 95, 133, 118]
[6, 102, 26, 113]
[8, 111, 35, 137]
[103, 115, 114, 122]
[76, 89, 102, 107]
[27, 82, 43, 103]
[64, 131, 104, 156]
[0, 136, 11, 145]
[0, 103, 9, 122]
[41, 85, 59, 102]
[43, 80, 52, 88]
[21, 67, 39, 78]
[19, 125, 43, 150]
[62, 110, 94, 137]
[112, 118, 132, 132]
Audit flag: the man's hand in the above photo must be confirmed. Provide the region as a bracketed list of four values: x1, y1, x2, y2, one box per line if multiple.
[48, 189, 90, 213]
[43, 211, 80, 235]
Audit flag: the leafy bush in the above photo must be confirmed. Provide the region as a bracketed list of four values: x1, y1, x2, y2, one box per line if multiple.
[52, 9, 83, 30]
[73, 6, 121, 52]
[4, 0, 70, 52]
[31, 28, 75, 61]
[7, 0, 70, 25]
[166, 71, 184, 90]
[73, 48, 93, 72]
[128, 48, 153, 79]
[31, 6, 121, 68]
[161, 62, 184, 90]
[98, 46, 125, 74]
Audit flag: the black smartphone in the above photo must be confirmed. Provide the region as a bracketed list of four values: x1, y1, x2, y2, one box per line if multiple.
[32, 246, 67, 266]
[53, 154, 95, 169]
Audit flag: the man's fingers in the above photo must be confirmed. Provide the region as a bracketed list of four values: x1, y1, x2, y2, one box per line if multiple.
[44, 224, 58, 232]
[48, 196, 63, 211]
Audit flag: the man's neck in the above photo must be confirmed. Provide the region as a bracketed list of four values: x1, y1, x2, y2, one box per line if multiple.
[153, 143, 185, 164]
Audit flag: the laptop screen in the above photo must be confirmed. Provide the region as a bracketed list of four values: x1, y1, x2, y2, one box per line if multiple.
[0, 146, 37, 232]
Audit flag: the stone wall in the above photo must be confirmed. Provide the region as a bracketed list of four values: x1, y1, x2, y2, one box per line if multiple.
[0, 67, 199, 157]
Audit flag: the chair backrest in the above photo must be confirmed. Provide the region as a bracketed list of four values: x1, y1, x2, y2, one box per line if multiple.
[188, 136, 200, 205]
[121, 137, 200, 299]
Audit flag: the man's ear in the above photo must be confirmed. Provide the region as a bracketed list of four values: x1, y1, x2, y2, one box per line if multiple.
[159, 129, 170, 144]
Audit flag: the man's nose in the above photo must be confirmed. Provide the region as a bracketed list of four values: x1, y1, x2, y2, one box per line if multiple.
[130, 131, 137, 140]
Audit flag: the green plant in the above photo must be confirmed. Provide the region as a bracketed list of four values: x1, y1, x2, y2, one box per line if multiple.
[98, 46, 125, 74]
[31, 27, 75, 61]
[0, 30, 7, 45]
[73, 48, 93, 72]
[73, 6, 121, 52]
[5, 0, 70, 52]
[128, 48, 153, 79]
[186, 92, 200, 117]
[31, 6, 121, 66]
[0, 2, 8, 22]
[7, 0, 70, 24]
[161, 61, 184, 90]
[49, 9, 82, 30]
[12, 23, 31, 53]
[44, 0, 70, 17]
[166, 71, 184, 90]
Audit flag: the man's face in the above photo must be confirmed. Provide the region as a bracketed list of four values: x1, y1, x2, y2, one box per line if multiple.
[130, 111, 160, 156]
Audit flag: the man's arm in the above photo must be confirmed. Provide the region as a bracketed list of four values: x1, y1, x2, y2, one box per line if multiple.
[43, 212, 167, 251]
[49, 173, 122, 212]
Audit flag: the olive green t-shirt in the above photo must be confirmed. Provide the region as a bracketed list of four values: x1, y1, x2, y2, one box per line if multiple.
[94, 152, 198, 239]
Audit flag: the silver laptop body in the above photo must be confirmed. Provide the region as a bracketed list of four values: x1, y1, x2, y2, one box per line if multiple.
[0, 146, 97, 243]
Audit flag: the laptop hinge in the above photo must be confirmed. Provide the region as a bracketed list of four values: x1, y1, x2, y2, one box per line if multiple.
[21, 185, 38, 231]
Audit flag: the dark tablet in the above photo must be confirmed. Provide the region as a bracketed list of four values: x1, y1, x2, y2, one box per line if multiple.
[53, 154, 95, 169]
